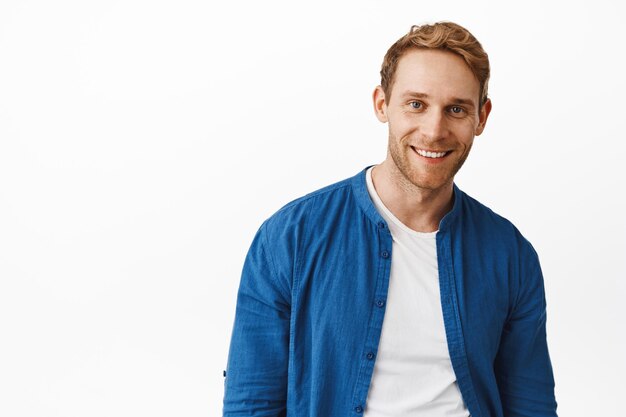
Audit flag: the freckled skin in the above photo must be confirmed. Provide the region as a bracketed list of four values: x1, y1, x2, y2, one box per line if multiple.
[374, 49, 492, 193]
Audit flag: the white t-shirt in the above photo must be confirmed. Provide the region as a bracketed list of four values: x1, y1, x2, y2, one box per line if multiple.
[363, 166, 470, 417]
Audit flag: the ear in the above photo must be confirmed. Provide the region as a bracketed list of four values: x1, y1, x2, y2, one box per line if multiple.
[373, 85, 388, 123]
[475, 98, 492, 136]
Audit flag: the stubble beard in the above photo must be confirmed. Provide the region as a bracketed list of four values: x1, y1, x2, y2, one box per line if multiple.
[387, 133, 473, 192]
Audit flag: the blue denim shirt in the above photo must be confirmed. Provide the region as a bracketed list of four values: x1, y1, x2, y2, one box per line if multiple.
[223, 166, 557, 417]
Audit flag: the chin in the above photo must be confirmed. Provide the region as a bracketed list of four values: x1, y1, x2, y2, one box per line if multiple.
[397, 170, 445, 191]
[413, 179, 452, 192]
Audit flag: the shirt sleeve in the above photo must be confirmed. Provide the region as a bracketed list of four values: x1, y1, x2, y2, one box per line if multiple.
[223, 222, 291, 417]
[494, 245, 558, 416]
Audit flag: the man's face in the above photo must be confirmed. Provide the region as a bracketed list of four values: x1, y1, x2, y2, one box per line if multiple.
[374, 48, 491, 192]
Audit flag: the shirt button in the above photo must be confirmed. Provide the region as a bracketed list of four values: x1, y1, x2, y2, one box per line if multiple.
[381, 250, 389, 258]
[376, 299, 385, 308]
[355, 405, 363, 413]
[366, 352, 374, 360]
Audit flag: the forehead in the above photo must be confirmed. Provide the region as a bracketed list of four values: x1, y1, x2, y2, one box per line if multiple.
[392, 48, 480, 104]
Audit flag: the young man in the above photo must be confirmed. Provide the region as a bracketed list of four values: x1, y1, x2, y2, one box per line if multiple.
[223, 21, 558, 417]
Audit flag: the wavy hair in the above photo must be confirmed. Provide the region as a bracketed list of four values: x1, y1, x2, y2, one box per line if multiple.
[380, 22, 490, 108]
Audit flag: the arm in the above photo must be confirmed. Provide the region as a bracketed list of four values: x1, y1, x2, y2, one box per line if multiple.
[494, 246, 558, 417]
[223, 222, 291, 417]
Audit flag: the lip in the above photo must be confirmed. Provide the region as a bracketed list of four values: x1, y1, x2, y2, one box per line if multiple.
[411, 146, 451, 163]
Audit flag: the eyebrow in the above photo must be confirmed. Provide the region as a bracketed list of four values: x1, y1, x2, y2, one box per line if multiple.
[400, 92, 476, 108]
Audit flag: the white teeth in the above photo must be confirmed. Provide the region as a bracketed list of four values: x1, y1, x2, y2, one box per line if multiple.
[415, 148, 447, 158]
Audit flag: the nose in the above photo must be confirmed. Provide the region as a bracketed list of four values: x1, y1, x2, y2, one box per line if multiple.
[420, 109, 448, 142]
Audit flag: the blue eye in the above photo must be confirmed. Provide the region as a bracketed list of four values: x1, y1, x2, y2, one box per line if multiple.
[450, 106, 464, 114]
[410, 101, 422, 109]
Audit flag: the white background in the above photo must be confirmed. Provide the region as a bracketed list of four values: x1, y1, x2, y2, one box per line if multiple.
[1, 0, 625, 415]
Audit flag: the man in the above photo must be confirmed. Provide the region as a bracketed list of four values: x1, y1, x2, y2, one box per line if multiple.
[223, 21, 558, 417]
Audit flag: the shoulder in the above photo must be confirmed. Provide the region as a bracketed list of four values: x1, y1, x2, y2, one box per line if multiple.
[273, 175, 353, 220]
[458, 189, 517, 232]
[259, 172, 358, 246]
[456, 188, 538, 260]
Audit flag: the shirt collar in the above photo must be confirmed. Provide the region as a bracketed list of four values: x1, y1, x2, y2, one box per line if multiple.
[350, 165, 463, 232]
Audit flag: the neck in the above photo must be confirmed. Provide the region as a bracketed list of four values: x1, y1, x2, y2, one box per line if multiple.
[371, 162, 454, 233]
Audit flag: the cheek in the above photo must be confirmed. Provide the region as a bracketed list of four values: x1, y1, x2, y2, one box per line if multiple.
[388, 115, 416, 137]
[453, 121, 478, 142]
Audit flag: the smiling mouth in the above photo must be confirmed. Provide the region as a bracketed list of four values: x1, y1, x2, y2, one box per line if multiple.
[411, 146, 450, 159]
